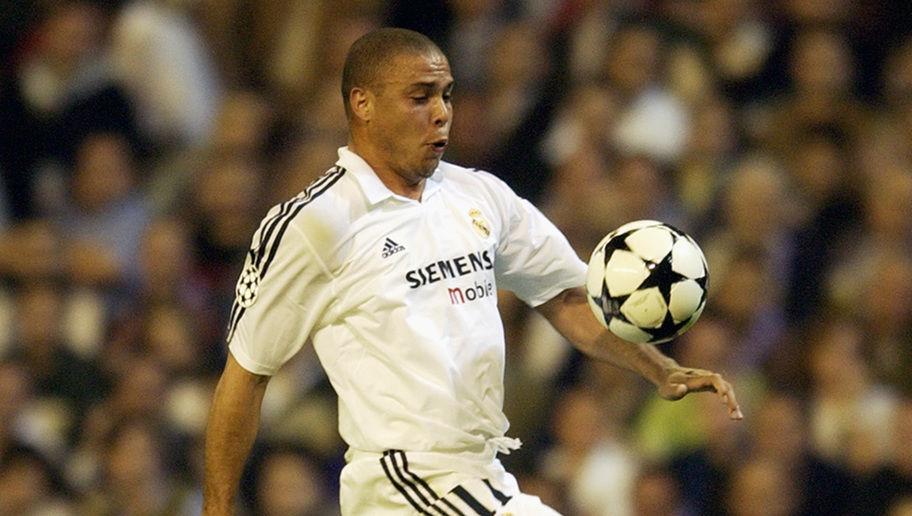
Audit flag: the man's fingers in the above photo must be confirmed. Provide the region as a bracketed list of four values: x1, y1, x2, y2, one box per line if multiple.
[702, 375, 742, 420]
[676, 372, 744, 420]
[722, 381, 743, 419]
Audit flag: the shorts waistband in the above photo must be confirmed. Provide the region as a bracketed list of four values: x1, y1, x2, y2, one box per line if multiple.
[345, 436, 522, 467]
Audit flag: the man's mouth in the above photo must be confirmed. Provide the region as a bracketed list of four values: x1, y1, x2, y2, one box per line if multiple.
[430, 139, 448, 153]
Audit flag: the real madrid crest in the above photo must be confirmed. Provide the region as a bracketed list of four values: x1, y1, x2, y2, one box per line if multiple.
[469, 208, 491, 238]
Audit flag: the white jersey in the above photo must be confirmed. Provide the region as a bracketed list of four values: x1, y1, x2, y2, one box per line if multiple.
[228, 146, 586, 456]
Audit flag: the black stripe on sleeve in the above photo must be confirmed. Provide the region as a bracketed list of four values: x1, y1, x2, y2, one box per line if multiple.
[224, 167, 345, 342]
[253, 167, 338, 268]
[254, 194, 295, 257]
[225, 302, 246, 344]
[259, 168, 345, 278]
[482, 479, 511, 505]
[451, 486, 494, 516]
[225, 248, 256, 342]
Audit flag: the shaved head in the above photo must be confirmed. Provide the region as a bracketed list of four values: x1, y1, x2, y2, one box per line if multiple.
[341, 28, 444, 118]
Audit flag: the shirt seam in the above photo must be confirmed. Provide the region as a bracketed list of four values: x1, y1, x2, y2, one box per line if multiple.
[289, 223, 335, 279]
[288, 222, 340, 322]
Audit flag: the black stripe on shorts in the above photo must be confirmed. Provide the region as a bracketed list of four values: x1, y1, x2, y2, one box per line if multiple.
[380, 452, 426, 514]
[384, 450, 469, 516]
[451, 485, 494, 516]
[482, 479, 511, 505]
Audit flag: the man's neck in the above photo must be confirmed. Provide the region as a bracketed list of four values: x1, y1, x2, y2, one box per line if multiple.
[348, 141, 425, 201]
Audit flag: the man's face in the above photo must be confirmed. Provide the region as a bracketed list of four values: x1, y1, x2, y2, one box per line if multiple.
[367, 51, 454, 184]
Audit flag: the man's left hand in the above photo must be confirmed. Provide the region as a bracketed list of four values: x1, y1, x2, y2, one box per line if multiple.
[658, 367, 743, 420]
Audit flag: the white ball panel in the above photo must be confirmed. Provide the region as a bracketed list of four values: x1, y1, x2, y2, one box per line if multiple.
[668, 280, 704, 322]
[604, 250, 651, 296]
[670, 238, 706, 279]
[620, 287, 668, 328]
[625, 226, 674, 262]
[586, 247, 606, 298]
[609, 318, 654, 343]
[676, 301, 706, 335]
[614, 219, 663, 235]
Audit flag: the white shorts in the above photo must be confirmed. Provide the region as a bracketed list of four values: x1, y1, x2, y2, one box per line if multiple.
[340, 448, 561, 515]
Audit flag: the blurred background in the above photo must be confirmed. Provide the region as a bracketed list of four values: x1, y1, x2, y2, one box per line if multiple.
[1, 0, 912, 514]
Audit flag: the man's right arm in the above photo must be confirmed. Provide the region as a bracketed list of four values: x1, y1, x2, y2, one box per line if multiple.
[203, 353, 271, 515]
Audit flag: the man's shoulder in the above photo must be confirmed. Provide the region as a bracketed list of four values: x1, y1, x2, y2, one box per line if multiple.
[258, 166, 356, 247]
[439, 161, 511, 194]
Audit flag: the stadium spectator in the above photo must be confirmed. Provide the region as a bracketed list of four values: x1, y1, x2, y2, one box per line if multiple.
[606, 22, 691, 164]
[11, 282, 108, 422]
[109, 0, 221, 150]
[806, 318, 898, 469]
[81, 419, 200, 514]
[748, 393, 854, 516]
[0, 0, 142, 220]
[252, 446, 337, 516]
[631, 464, 688, 516]
[541, 386, 639, 516]
[59, 132, 150, 291]
[858, 397, 912, 515]
[0, 445, 74, 515]
[726, 458, 797, 516]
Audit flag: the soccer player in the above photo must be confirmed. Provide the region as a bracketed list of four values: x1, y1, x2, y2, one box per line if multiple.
[203, 28, 743, 515]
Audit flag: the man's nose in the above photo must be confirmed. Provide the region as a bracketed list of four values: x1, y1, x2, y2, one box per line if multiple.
[432, 96, 450, 126]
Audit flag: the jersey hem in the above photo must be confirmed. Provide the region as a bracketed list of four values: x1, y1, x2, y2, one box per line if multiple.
[523, 277, 586, 308]
[228, 346, 278, 376]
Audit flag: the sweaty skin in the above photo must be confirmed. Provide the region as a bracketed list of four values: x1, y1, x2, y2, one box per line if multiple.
[348, 51, 454, 200]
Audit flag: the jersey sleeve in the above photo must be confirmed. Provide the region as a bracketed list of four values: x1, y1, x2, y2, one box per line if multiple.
[490, 177, 587, 307]
[226, 208, 334, 376]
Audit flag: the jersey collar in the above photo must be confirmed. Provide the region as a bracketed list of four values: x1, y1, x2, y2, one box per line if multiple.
[336, 146, 445, 205]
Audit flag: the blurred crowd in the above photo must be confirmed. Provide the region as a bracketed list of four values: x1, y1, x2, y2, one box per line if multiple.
[1, 0, 912, 514]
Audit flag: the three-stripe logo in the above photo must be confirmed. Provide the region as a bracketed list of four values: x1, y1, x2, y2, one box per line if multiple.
[380, 450, 512, 515]
[381, 237, 405, 258]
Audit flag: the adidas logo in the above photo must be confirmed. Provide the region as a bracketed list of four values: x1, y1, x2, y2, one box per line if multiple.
[381, 237, 405, 258]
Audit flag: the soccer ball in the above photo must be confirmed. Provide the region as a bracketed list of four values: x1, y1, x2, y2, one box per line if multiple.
[586, 220, 708, 344]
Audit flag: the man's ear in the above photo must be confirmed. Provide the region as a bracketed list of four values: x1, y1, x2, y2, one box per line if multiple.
[350, 87, 373, 122]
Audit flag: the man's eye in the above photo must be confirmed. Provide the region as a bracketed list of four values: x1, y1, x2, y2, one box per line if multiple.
[412, 96, 428, 103]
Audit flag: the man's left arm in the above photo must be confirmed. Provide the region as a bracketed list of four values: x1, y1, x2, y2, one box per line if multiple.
[535, 286, 743, 420]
